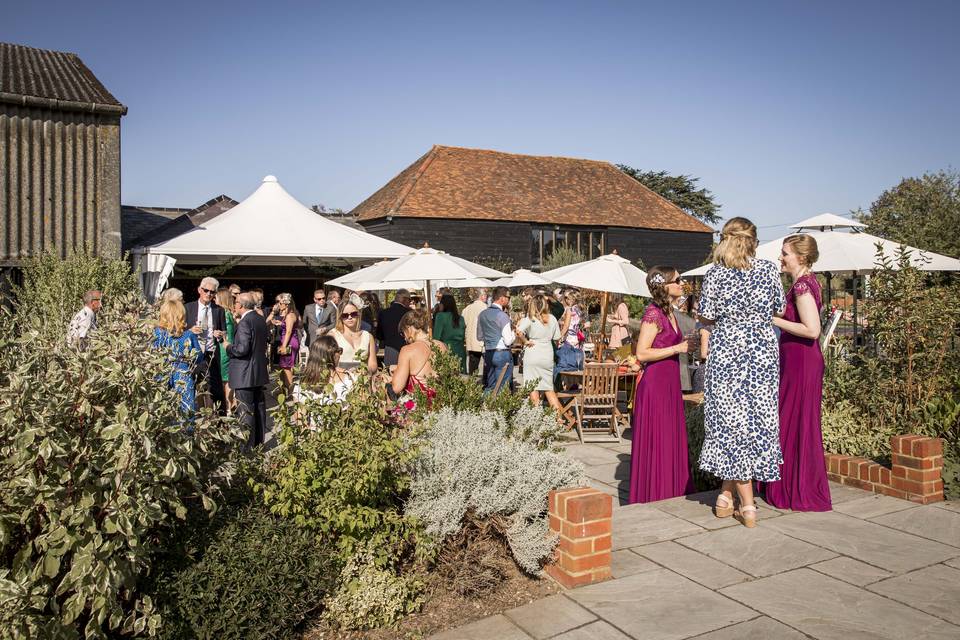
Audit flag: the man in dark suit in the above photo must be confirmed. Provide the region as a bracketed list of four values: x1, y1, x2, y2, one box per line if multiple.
[376, 289, 411, 367]
[185, 276, 227, 414]
[226, 292, 269, 447]
[302, 288, 338, 346]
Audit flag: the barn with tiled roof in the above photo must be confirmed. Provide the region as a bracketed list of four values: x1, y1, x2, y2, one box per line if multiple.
[352, 145, 714, 271]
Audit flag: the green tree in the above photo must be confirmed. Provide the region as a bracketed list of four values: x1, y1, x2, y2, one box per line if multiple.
[617, 165, 721, 225]
[854, 169, 960, 258]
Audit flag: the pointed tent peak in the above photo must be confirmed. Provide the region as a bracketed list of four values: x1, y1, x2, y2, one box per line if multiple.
[790, 213, 866, 230]
[262, 175, 278, 183]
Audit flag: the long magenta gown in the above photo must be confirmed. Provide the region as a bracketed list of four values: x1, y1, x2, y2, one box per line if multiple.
[629, 305, 694, 504]
[762, 274, 832, 511]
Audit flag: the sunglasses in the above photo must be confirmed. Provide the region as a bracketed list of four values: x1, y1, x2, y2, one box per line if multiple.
[341, 311, 360, 319]
[315, 297, 326, 301]
[668, 277, 684, 285]
[201, 287, 216, 294]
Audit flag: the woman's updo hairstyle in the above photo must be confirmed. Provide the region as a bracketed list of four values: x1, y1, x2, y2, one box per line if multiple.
[711, 217, 758, 270]
[646, 265, 678, 315]
[783, 233, 819, 268]
[399, 308, 431, 337]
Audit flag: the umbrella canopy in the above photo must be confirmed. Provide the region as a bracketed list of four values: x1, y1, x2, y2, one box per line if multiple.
[142, 175, 413, 266]
[542, 252, 651, 297]
[683, 228, 960, 277]
[492, 268, 551, 288]
[327, 246, 506, 289]
[790, 213, 866, 231]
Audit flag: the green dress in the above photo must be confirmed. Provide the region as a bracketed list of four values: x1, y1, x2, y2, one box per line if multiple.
[433, 311, 466, 372]
[219, 311, 236, 383]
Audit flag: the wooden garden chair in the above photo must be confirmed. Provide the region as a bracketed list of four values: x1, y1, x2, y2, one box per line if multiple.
[571, 362, 622, 443]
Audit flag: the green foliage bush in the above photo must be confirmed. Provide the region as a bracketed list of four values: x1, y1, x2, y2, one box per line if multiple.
[0, 255, 243, 637]
[684, 401, 720, 492]
[821, 247, 960, 498]
[257, 372, 427, 567]
[541, 246, 586, 272]
[147, 496, 338, 640]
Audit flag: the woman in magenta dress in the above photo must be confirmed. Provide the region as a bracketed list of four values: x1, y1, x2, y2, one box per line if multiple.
[763, 234, 832, 511]
[629, 266, 695, 504]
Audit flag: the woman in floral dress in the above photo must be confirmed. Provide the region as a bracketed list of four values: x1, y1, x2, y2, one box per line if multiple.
[698, 217, 785, 527]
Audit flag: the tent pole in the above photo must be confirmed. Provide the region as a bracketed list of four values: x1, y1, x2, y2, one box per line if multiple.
[852, 271, 859, 348]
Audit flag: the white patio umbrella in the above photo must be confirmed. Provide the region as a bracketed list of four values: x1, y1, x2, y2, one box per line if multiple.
[327, 246, 506, 327]
[541, 252, 651, 351]
[492, 268, 551, 288]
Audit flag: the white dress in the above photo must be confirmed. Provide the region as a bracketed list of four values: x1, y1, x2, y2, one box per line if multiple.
[328, 329, 374, 370]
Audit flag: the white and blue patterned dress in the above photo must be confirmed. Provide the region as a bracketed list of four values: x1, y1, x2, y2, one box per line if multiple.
[698, 258, 786, 481]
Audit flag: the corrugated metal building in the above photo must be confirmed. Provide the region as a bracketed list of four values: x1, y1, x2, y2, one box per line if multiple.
[0, 42, 127, 270]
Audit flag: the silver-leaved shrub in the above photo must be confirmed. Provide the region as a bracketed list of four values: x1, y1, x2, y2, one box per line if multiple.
[0, 287, 244, 637]
[406, 407, 586, 575]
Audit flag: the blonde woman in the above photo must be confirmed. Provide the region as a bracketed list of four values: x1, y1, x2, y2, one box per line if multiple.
[698, 217, 785, 527]
[328, 298, 378, 374]
[266, 293, 301, 398]
[516, 294, 562, 412]
[152, 298, 202, 414]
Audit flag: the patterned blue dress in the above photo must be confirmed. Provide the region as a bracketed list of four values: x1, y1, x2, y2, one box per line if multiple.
[153, 327, 202, 414]
[698, 259, 786, 481]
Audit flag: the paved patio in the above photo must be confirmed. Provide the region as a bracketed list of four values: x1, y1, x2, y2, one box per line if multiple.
[432, 436, 960, 640]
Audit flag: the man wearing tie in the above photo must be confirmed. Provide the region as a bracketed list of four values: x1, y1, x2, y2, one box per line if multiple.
[303, 288, 337, 346]
[185, 276, 227, 414]
[225, 293, 269, 447]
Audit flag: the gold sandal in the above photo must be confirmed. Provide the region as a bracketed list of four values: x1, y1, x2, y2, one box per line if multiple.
[736, 504, 758, 528]
[714, 493, 735, 518]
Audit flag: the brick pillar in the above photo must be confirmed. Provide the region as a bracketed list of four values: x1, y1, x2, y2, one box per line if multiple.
[890, 435, 945, 504]
[545, 487, 612, 588]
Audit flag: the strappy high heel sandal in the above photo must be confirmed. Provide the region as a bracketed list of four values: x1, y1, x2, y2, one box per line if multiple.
[736, 503, 758, 528]
[714, 493, 735, 518]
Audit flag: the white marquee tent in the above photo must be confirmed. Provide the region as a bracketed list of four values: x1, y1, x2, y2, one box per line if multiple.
[135, 176, 414, 299]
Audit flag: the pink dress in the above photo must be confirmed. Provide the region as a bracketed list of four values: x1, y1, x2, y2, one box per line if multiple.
[629, 305, 694, 503]
[761, 274, 832, 511]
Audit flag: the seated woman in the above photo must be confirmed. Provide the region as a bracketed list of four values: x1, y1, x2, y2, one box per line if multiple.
[327, 297, 378, 375]
[388, 309, 447, 412]
[294, 335, 354, 408]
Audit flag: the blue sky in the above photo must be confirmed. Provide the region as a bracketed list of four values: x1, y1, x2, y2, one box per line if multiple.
[6, 1, 958, 240]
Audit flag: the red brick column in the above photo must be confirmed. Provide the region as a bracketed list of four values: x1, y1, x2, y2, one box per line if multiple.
[545, 487, 612, 588]
[824, 435, 944, 504]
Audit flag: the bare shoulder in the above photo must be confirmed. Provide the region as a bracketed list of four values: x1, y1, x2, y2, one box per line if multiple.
[432, 339, 448, 352]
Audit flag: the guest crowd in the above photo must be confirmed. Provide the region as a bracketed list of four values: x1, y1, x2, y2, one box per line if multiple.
[68, 216, 833, 526]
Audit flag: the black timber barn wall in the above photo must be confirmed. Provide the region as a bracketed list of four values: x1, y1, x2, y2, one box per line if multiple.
[361, 219, 713, 272]
[607, 228, 713, 272]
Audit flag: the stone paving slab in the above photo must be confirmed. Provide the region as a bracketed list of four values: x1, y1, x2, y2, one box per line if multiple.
[692, 616, 808, 639]
[652, 491, 742, 530]
[720, 568, 960, 639]
[568, 569, 755, 640]
[612, 504, 704, 550]
[504, 594, 596, 639]
[552, 620, 632, 640]
[562, 443, 627, 467]
[808, 556, 893, 586]
[677, 522, 836, 577]
[584, 462, 631, 487]
[867, 564, 960, 626]
[634, 540, 752, 589]
[870, 504, 960, 548]
[826, 481, 877, 504]
[767, 511, 959, 573]
[430, 613, 530, 640]
[610, 549, 658, 579]
[946, 556, 960, 570]
[932, 500, 960, 513]
[832, 493, 919, 520]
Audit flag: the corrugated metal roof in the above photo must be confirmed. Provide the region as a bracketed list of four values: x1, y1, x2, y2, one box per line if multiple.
[0, 42, 126, 114]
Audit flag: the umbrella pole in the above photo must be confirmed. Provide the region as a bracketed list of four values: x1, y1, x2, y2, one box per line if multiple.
[425, 279, 433, 338]
[852, 271, 859, 348]
[598, 290, 609, 360]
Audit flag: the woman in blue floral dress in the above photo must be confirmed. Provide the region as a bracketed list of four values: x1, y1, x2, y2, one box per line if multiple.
[698, 217, 785, 527]
[153, 298, 202, 415]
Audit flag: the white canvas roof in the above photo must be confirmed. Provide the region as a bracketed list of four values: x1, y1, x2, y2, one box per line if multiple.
[142, 176, 413, 266]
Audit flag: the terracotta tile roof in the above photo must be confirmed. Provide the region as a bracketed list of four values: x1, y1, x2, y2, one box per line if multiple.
[0, 42, 126, 114]
[351, 145, 713, 233]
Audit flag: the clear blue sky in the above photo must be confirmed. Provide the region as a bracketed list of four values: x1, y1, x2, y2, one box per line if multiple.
[6, 0, 959, 240]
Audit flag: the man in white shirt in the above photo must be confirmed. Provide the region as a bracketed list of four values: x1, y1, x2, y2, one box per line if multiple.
[67, 290, 101, 348]
[185, 276, 227, 414]
[461, 288, 488, 375]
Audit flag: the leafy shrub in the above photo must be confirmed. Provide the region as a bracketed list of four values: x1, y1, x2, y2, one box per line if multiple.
[684, 401, 720, 492]
[434, 512, 516, 598]
[0, 285, 243, 635]
[257, 371, 427, 567]
[322, 541, 424, 631]
[406, 407, 585, 574]
[147, 498, 338, 640]
[7, 250, 141, 342]
[541, 246, 585, 272]
[821, 247, 960, 498]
